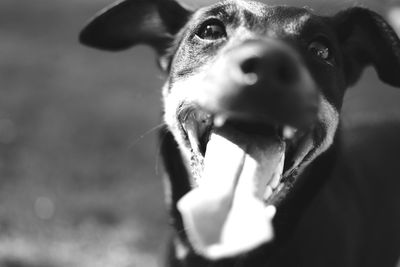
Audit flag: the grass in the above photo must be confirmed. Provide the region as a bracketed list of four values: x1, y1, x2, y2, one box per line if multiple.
[0, 0, 169, 266]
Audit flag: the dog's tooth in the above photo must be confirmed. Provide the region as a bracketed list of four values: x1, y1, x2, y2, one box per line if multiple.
[263, 185, 273, 200]
[243, 73, 258, 85]
[270, 152, 285, 189]
[214, 115, 227, 127]
[284, 135, 313, 176]
[270, 174, 279, 190]
[276, 182, 285, 193]
[282, 125, 297, 140]
[188, 130, 200, 151]
[184, 118, 201, 152]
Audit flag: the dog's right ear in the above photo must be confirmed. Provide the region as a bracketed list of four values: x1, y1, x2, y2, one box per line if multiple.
[79, 0, 192, 53]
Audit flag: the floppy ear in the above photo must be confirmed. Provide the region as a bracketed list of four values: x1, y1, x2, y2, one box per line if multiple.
[79, 0, 192, 53]
[332, 7, 400, 87]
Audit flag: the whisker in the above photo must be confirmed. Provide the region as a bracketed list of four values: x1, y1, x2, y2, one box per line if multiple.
[155, 129, 169, 176]
[128, 123, 166, 149]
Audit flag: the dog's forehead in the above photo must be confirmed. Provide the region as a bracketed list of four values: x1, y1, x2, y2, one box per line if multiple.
[222, 0, 268, 17]
[193, 0, 315, 34]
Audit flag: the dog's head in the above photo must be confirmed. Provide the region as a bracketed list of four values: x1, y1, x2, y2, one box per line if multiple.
[80, 0, 400, 261]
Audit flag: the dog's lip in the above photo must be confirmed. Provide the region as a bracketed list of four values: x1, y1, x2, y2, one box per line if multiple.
[180, 108, 316, 204]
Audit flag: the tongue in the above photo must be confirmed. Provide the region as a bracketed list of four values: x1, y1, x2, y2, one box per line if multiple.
[177, 129, 285, 260]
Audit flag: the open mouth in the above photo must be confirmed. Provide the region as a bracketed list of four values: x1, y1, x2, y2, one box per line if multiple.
[179, 106, 319, 206]
[175, 104, 324, 259]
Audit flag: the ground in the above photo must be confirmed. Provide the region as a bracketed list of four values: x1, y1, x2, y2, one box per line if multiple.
[0, 0, 399, 267]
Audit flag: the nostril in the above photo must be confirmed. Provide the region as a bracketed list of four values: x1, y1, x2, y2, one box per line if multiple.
[238, 50, 300, 87]
[240, 57, 260, 75]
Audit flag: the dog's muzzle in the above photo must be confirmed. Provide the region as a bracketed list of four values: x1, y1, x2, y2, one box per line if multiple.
[176, 39, 320, 259]
[195, 39, 318, 130]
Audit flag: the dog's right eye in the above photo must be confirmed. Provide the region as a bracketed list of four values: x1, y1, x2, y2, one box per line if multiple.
[308, 39, 334, 64]
[196, 19, 227, 40]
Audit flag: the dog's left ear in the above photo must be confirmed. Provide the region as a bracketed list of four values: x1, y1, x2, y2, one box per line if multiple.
[79, 0, 192, 53]
[332, 7, 400, 87]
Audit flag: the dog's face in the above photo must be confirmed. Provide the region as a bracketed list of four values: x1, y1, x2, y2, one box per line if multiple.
[161, 5, 343, 256]
[80, 0, 400, 261]
[163, 1, 342, 201]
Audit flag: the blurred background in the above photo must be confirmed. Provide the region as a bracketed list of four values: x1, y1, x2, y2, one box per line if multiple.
[0, 0, 399, 266]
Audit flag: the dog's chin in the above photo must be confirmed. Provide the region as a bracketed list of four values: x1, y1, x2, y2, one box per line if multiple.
[175, 107, 324, 259]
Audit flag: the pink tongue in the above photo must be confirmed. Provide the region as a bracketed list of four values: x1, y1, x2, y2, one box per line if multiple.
[177, 130, 284, 259]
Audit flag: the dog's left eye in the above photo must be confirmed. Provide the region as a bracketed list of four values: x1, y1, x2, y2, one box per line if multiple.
[197, 20, 227, 40]
[308, 41, 331, 61]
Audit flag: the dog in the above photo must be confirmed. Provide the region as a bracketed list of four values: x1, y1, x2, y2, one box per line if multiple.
[79, 0, 400, 266]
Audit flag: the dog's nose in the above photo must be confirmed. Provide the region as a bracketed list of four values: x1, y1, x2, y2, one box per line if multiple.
[198, 39, 319, 129]
[238, 44, 299, 88]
